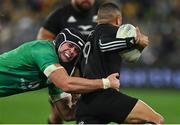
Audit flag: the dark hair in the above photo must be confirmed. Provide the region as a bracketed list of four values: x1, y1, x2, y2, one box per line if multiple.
[96, 2, 121, 23]
[100, 2, 120, 10]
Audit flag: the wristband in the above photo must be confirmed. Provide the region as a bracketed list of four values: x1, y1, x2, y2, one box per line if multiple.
[60, 92, 72, 99]
[102, 78, 110, 89]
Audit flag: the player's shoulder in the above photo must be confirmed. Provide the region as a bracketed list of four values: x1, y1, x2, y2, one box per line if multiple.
[30, 40, 56, 59]
[54, 4, 76, 22]
[53, 3, 73, 13]
[30, 40, 53, 49]
[95, 24, 118, 37]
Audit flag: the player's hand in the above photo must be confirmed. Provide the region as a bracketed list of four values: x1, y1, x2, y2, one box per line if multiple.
[71, 94, 80, 105]
[106, 73, 120, 90]
[135, 27, 149, 48]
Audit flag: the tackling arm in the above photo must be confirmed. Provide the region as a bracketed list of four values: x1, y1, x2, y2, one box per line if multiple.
[47, 65, 120, 94]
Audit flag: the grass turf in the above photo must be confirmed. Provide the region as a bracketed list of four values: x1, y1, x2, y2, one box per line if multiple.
[0, 88, 180, 124]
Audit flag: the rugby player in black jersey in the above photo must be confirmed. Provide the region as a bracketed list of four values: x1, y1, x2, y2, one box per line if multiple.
[75, 2, 164, 124]
[37, 0, 99, 123]
[37, 0, 98, 40]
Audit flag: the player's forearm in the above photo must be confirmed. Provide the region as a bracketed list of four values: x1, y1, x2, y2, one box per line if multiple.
[61, 76, 103, 93]
[49, 67, 119, 94]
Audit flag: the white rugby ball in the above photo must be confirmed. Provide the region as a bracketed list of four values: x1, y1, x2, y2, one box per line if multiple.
[116, 24, 141, 62]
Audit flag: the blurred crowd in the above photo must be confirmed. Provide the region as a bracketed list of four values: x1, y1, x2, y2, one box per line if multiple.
[0, 0, 62, 52]
[119, 0, 180, 67]
[0, 0, 180, 66]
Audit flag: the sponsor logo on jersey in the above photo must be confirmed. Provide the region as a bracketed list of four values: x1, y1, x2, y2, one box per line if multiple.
[20, 78, 40, 90]
[67, 16, 77, 23]
[27, 81, 40, 89]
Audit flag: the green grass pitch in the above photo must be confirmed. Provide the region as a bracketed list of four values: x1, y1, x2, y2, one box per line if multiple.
[0, 88, 180, 124]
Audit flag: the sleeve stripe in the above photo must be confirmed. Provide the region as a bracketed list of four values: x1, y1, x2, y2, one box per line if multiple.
[99, 39, 128, 52]
[44, 64, 64, 77]
[100, 42, 127, 49]
[99, 39, 126, 46]
[100, 45, 127, 52]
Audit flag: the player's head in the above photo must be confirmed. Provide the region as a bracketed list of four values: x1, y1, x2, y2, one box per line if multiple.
[71, 0, 95, 12]
[96, 2, 122, 27]
[54, 28, 85, 62]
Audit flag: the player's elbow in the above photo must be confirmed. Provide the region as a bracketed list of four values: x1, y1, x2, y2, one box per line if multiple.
[157, 114, 164, 124]
[149, 110, 164, 124]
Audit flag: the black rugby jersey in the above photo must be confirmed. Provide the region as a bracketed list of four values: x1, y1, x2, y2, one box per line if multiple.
[43, 4, 97, 39]
[82, 24, 136, 79]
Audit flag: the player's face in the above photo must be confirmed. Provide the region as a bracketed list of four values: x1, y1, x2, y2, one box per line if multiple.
[58, 42, 79, 62]
[74, 0, 95, 11]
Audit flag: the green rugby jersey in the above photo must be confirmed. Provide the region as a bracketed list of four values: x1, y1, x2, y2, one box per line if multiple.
[0, 40, 62, 97]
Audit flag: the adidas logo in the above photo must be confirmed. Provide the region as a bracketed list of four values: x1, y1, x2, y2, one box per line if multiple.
[130, 39, 134, 44]
[67, 16, 77, 23]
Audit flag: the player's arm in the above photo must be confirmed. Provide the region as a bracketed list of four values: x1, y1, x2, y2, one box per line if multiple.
[48, 82, 76, 122]
[37, 27, 55, 40]
[99, 37, 137, 52]
[99, 27, 149, 53]
[48, 88, 81, 122]
[45, 64, 120, 93]
[50, 93, 76, 121]
[36, 8, 62, 40]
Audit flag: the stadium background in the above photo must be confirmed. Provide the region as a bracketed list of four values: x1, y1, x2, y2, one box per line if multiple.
[0, 0, 180, 123]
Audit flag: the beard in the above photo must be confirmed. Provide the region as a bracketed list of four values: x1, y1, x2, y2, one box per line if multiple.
[75, 2, 93, 12]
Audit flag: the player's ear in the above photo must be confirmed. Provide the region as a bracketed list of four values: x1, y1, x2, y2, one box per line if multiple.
[116, 15, 122, 26]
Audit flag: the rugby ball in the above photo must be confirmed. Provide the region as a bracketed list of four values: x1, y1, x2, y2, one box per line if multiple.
[116, 24, 141, 62]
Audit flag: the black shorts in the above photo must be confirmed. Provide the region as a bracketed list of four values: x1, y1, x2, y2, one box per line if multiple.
[76, 88, 138, 124]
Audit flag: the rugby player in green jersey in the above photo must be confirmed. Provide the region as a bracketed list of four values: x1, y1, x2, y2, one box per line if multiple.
[0, 28, 120, 119]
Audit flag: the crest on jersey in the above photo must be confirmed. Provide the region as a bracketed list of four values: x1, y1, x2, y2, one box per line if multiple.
[78, 25, 92, 31]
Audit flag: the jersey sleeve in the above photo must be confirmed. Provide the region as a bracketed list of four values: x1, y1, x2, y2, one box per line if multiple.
[99, 37, 136, 52]
[42, 7, 63, 35]
[97, 25, 136, 52]
[31, 41, 59, 72]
